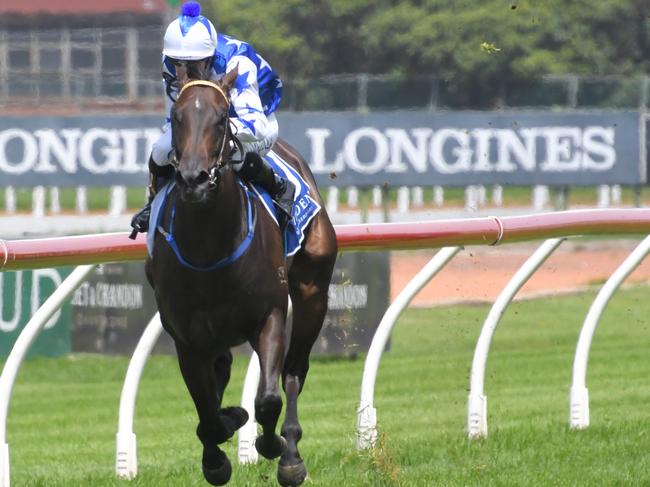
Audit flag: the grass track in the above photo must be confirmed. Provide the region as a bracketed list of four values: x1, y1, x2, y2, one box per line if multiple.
[4, 286, 650, 485]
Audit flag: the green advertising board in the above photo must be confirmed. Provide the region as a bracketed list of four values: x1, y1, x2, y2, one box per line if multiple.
[0, 268, 72, 358]
[0, 253, 391, 359]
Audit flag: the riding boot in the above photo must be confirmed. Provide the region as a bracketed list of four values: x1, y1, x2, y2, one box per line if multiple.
[129, 158, 174, 239]
[238, 152, 295, 230]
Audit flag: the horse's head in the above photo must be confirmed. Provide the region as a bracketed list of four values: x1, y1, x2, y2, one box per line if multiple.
[171, 67, 239, 203]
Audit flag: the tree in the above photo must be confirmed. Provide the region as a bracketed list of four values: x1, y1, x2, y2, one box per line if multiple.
[197, 0, 649, 107]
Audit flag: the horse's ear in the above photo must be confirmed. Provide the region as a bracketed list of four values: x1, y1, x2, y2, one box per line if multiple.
[221, 65, 239, 92]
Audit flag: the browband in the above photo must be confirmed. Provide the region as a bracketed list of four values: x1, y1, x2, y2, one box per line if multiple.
[178, 79, 228, 103]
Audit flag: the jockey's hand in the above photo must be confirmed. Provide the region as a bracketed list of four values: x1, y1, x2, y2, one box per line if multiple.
[131, 205, 151, 234]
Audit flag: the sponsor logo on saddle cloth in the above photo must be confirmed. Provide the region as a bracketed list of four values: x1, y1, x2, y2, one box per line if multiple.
[147, 151, 321, 258]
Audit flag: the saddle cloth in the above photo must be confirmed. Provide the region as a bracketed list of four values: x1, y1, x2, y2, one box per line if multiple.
[147, 151, 321, 258]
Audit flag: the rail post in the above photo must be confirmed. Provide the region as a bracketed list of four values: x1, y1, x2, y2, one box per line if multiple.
[569, 234, 650, 429]
[0, 265, 95, 487]
[116, 313, 164, 479]
[468, 238, 564, 439]
[357, 246, 461, 449]
[237, 352, 260, 464]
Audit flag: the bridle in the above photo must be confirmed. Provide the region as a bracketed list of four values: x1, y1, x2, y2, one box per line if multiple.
[158, 79, 258, 271]
[170, 79, 240, 187]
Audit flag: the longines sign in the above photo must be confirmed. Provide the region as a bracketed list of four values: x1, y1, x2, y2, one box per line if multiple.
[0, 116, 161, 187]
[283, 111, 644, 186]
[0, 111, 644, 187]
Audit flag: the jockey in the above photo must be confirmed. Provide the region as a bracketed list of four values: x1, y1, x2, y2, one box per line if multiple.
[131, 1, 294, 235]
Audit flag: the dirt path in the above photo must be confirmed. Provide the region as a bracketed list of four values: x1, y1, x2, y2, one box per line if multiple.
[391, 240, 650, 306]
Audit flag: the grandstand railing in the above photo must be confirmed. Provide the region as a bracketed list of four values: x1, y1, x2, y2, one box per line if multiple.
[1, 209, 650, 484]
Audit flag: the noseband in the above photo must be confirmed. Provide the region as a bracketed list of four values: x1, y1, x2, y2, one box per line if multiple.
[171, 79, 236, 186]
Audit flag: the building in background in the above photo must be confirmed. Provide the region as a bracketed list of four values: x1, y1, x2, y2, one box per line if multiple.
[0, 0, 169, 113]
[1, 2, 646, 114]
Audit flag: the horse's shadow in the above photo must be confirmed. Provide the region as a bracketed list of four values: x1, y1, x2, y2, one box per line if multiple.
[146, 71, 337, 486]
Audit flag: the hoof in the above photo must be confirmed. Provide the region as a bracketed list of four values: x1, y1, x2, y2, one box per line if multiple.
[202, 449, 232, 486]
[255, 434, 287, 460]
[220, 406, 249, 432]
[277, 460, 308, 486]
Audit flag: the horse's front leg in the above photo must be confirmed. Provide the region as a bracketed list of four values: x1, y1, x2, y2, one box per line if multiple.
[252, 307, 288, 460]
[213, 351, 250, 439]
[175, 342, 243, 486]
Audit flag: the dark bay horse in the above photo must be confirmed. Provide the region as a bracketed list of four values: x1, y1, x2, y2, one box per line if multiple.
[145, 69, 337, 486]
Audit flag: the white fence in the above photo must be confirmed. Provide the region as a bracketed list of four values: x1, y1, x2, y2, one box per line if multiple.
[1, 209, 650, 485]
[2, 184, 626, 220]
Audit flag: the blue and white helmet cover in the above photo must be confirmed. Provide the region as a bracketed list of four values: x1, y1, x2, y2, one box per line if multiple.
[163, 2, 217, 60]
[162, 2, 283, 116]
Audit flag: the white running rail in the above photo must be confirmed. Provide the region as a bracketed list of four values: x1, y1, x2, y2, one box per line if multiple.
[569, 234, 650, 429]
[115, 313, 164, 479]
[237, 352, 260, 465]
[357, 246, 462, 449]
[467, 238, 565, 439]
[2, 214, 650, 481]
[0, 265, 96, 487]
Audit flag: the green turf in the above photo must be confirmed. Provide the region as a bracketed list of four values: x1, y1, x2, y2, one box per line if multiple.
[338, 185, 649, 210]
[4, 286, 650, 485]
[0, 188, 147, 213]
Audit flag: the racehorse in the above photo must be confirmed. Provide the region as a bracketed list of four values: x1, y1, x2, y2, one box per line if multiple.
[145, 66, 337, 486]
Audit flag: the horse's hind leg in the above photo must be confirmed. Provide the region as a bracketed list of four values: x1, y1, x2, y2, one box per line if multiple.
[278, 244, 336, 486]
[252, 307, 288, 460]
[175, 343, 243, 486]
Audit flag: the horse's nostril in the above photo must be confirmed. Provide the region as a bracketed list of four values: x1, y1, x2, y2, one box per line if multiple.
[179, 168, 209, 187]
[195, 171, 209, 185]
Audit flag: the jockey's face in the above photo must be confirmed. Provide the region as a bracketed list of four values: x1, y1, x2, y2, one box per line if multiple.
[172, 57, 212, 84]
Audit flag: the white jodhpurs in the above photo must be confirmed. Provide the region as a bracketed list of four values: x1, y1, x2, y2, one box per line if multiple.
[151, 123, 173, 166]
[150, 114, 279, 169]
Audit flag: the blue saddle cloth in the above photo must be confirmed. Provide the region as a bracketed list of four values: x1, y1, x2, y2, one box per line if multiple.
[147, 151, 321, 258]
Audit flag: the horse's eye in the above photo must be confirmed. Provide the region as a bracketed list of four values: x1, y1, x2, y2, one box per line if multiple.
[212, 108, 225, 121]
